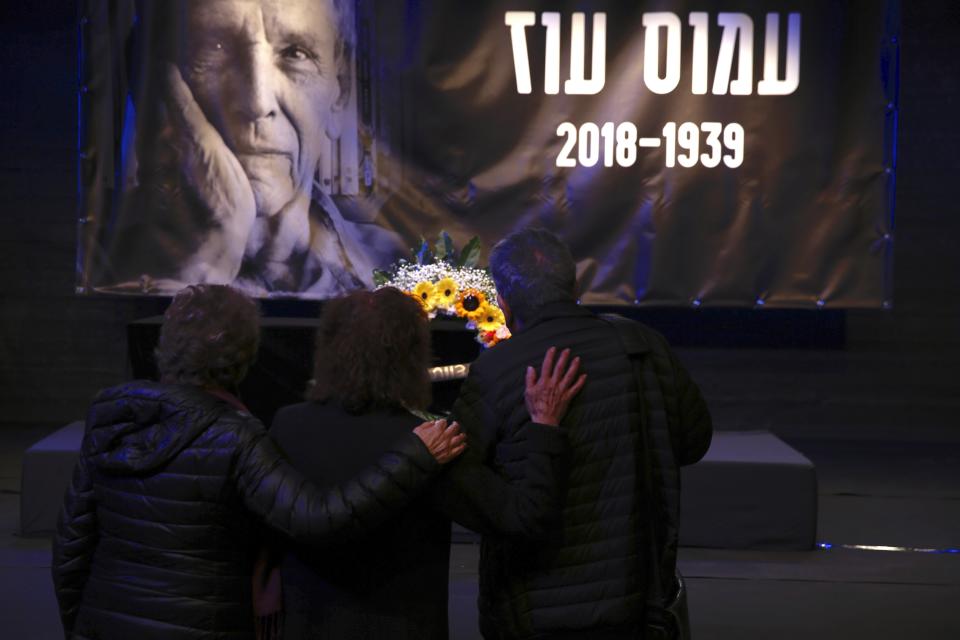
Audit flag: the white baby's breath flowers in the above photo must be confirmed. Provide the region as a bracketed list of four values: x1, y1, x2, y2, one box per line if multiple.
[380, 261, 498, 301]
[374, 239, 511, 347]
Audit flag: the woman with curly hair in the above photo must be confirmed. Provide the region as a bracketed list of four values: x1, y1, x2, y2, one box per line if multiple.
[51, 284, 468, 640]
[269, 286, 585, 639]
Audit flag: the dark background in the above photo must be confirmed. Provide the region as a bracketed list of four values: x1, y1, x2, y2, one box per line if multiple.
[1, 1, 958, 429]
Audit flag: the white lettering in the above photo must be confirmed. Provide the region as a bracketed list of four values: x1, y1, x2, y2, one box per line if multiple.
[555, 121, 745, 169]
[642, 12, 682, 95]
[505, 11, 536, 94]
[541, 12, 561, 94]
[689, 13, 710, 95]
[506, 10, 801, 96]
[758, 13, 801, 95]
[564, 12, 607, 95]
[428, 363, 471, 382]
[713, 13, 754, 95]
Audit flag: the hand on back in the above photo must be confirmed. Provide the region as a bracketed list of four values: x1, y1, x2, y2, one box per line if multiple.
[524, 347, 587, 426]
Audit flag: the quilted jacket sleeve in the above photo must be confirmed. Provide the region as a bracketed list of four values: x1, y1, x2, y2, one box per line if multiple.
[431, 366, 567, 538]
[51, 453, 99, 638]
[667, 347, 713, 466]
[233, 420, 440, 543]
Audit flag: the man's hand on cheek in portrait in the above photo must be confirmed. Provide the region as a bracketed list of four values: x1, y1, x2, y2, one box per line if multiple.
[165, 64, 257, 285]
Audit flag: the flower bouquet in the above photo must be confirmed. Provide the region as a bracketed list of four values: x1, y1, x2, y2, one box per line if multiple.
[373, 232, 511, 348]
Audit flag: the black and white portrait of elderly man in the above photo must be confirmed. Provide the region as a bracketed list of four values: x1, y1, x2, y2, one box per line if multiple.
[107, 0, 403, 297]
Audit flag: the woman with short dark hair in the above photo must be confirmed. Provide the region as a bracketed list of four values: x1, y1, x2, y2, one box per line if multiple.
[52, 284, 466, 640]
[270, 286, 584, 639]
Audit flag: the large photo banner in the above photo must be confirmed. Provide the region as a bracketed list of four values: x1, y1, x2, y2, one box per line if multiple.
[76, 0, 897, 307]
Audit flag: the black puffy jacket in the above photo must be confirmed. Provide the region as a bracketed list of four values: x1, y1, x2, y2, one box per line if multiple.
[51, 381, 438, 640]
[451, 302, 712, 639]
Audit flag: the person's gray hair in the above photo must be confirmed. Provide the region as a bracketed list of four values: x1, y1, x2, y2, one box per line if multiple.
[488, 228, 577, 324]
[155, 284, 260, 389]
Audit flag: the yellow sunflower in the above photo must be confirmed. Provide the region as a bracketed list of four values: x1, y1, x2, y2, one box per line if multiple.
[455, 288, 486, 318]
[412, 281, 438, 311]
[434, 277, 459, 309]
[474, 302, 506, 331]
[405, 290, 429, 312]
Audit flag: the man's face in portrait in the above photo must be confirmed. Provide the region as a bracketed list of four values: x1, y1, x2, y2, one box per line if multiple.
[180, 0, 346, 218]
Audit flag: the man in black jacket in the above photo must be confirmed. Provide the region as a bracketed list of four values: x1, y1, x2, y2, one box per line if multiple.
[451, 228, 713, 639]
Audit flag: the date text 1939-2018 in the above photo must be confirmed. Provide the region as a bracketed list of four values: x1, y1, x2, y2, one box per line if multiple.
[556, 121, 744, 169]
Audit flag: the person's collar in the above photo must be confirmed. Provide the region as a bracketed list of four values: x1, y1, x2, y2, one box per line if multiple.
[520, 299, 592, 332]
[204, 387, 249, 412]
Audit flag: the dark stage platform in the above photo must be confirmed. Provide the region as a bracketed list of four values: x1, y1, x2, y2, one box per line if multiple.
[21, 422, 816, 551]
[19, 420, 84, 536]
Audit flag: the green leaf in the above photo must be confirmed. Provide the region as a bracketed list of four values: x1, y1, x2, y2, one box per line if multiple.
[435, 231, 455, 263]
[459, 236, 482, 268]
[372, 269, 390, 286]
